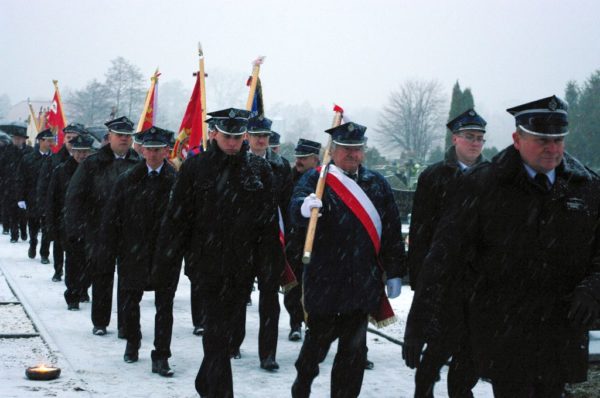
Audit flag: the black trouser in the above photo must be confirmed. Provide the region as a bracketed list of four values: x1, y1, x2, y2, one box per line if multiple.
[284, 267, 304, 329]
[491, 379, 565, 398]
[293, 312, 368, 398]
[122, 287, 177, 360]
[63, 242, 90, 305]
[195, 283, 253, 398]
[191, 282, 206, 329]
[231, 288, 280, 362]
[27, 216, 50, 258]
[53, 239, 64, 274]
[91, 270, 123, 330]
[1, 199, 9, 233]
[9, 205, 27, 241]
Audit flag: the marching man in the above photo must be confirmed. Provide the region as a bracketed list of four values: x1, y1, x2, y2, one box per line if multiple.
[289, 122, 406, 397]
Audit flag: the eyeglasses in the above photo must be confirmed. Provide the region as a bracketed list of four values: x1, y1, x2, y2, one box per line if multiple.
[458, 133, 486, 144]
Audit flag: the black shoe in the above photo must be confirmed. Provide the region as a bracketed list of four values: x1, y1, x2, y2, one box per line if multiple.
[152, 358, 174, 377]
[289, 326, 302, 341]
[40, 257, 50, 264]
[365, 359, 374, 370]
[230, 348, 241, 359]
[28, 245, 36, 259]
[2, 230, 8, 235]
[260, 355, 279, 371]
[247, 298, 252, 306]
[51, 272, 62, 282]
[193, 326, 204, 336]
[10, 238, 17, 243]
[80, 292, 90, 303]
[92, 327, 107, 336]
[124, 341, 140, 363]
[291, 378, 311, 398]
[21, 232, 27, 241]
[68, 302, 79, 311]
[118, 327, 126, 339]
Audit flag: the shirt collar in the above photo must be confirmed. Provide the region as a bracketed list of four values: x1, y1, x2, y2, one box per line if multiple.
[457, 161, 470, 172]
[523, 163, 556, 184]
[147, 163, 163, 175]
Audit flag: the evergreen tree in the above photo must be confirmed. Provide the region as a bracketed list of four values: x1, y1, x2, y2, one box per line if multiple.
[445, 81, 475, 149]
[427, 145, 444, 164]
[363, 146, 386, 167]
[564, 80, 582, 160]
[571, 71, 600, 168]
[67, 79, 112, 126]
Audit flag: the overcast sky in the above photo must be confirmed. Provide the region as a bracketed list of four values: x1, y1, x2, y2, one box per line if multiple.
[2, 0, 599, 148]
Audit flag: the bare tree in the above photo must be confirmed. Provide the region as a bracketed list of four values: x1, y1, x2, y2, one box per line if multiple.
[206, 68, 246, 112]
[376, 79, 445, 161]
[66, 79, 112, 126]
[104, 57, 145, 120]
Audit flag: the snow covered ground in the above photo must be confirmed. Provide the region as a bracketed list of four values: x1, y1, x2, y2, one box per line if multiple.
[0, 237, 495, 397]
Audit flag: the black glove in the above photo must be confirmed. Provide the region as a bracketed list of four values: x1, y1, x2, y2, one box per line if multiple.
[568, 290, 600, 329]
[402, 338, 425, 369]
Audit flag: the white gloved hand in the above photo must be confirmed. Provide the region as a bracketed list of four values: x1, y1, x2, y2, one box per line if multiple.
[17, 201, 27, 210]
[300, 193, 322, 218]
[386, 277, 402, 299]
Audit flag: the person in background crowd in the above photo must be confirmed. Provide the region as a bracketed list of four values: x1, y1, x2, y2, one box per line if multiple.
[65, 116, 140, 337]
[408, 95, 600, 398]
[47, 134, 95, 309]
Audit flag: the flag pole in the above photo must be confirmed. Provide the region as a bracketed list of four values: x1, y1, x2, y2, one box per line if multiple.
[245, 56, 265, 111]
[136, 68, 159, 133]
[52, 80, 68, 127]
[27, 100, 40, 133]
[302, 105, 344, 264]
[198, 42, 208, 150]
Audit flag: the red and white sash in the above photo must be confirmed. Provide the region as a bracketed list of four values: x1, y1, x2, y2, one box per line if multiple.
[315, 164, 396, 327]
[322, 164, 382, 254]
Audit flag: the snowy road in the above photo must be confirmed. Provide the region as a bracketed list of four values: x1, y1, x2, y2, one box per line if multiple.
[0, 238, 493, 397]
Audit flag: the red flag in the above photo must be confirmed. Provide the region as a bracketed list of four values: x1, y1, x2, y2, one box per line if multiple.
[47, 88, 67, 153]
[179, 73, 204, 150]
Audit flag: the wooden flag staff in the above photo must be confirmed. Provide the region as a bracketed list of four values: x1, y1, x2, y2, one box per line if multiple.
[198, 42, 208, 150]
[302, 105, 344, 264]
[245, 56, 265, 111]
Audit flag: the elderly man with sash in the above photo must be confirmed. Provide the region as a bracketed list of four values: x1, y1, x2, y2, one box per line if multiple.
[289, 122, 406, 398]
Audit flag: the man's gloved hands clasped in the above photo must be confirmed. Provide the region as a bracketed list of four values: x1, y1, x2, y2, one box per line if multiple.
[568, 289, 600, 329]
[17, 201, 26, 210]
[386, 277, 402, 299]
[300, 193, 322, 218]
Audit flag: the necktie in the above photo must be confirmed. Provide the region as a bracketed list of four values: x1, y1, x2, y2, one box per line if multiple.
[534, 173, 551, 192]
[149, 170, 159, 178]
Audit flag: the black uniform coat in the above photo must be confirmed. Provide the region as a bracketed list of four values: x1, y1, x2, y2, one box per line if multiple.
[15, 150, 50, 218]
[265, 149, 293, 221]
[407, 146, 485, 289]
[415, 145, 600, 384]
[46, 157, 79, 245]
[152, 141, 283, 293]
[1, 144, 32, 207]
[101, 161, 176, 290]
[64, 144, 140, 272]
[36, 146, 71, 217]
[289, 164, 406, 316]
